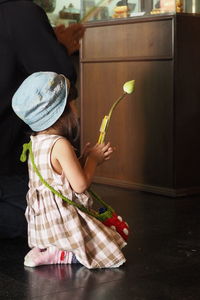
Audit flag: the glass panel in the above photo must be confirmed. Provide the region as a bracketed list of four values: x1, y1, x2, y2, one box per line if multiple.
[184, 0, 200, 13]
[34, 0, 200, 25]
[80, 0, 182, 21]
[34, 0, 81, 26]
[81, 0, 146, 21]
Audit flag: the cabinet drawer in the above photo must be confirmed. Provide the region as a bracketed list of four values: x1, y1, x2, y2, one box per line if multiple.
[81, 19, 173, 60]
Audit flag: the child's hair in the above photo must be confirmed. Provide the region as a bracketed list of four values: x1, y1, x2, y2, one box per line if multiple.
[51, 99, 80, 142]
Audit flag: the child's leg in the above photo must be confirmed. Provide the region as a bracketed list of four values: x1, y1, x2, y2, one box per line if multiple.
[24, 247, 79, 267]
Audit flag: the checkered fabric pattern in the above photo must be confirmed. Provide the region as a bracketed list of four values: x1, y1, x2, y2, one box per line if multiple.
[25, 134, 126, 269]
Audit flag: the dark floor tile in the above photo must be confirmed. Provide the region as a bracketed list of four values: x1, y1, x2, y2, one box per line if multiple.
[0, 272, 27, 300]
[1, 184, 200, 299]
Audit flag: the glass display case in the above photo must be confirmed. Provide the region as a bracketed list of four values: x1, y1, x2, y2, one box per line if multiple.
[34, 0, 81, 26]
[80, 0, 200, 22]
[34, 0, 200, 26]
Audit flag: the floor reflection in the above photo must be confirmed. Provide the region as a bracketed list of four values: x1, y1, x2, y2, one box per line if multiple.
[24, 264, 125, 299]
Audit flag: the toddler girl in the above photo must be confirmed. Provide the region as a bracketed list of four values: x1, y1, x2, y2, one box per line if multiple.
[12, 71, 126, 269]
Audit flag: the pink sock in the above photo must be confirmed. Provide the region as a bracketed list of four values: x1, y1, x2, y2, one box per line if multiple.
[24, 247, 75, 267]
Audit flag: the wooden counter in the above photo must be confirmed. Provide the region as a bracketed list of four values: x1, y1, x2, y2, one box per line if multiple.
[80, 14, 200, 196]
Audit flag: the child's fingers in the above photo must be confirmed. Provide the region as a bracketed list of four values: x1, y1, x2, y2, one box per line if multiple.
[84, 142, 91, 150]
[108, 146, 116, 152]
[104, 157, 110, 161]
[101, 142, 112, 152]
[103, 148, 114, 160]
[104, 147, 115, 155]
[104, 153, 112, 160]
[93, 142, 115, 164]
[101, 142, 110, 147]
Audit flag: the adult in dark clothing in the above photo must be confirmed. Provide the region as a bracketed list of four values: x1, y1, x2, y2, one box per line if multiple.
[0, 0, 84, 238]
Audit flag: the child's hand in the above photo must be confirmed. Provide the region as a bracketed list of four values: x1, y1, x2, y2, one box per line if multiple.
[88, 142, 115, 165]
[79, 142, 91, 166]
[82, 142, 91, 157]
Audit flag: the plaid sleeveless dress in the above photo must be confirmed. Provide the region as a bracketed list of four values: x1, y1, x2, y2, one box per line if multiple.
[25, 134, 126, 269]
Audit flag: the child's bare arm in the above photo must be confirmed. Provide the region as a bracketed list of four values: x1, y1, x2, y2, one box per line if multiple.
[51, 138, 114, 193]
[83, 142, 113, 185]
[79, 142, 91, 167]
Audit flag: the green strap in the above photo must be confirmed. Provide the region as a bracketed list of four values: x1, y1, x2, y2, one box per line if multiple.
[88, 188, 113, 214]
[20, 142, 31, 162]
[21, 141, 114, 221]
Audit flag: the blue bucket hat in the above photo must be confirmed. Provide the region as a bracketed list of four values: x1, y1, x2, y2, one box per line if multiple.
[12, 71, 70, 132]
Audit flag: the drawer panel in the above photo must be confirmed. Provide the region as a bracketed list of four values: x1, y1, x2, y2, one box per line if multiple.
[81, 19, 173, 60]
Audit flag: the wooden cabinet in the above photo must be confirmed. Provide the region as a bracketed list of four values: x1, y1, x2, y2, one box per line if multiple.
[80, 14, 200, 196]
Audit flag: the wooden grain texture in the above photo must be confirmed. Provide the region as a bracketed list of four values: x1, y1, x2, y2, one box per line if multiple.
[174, 14, 200, 189]
[81, 60, 174, 188]
[80, 15, 200, 196]
[81, 19, 173, 60]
